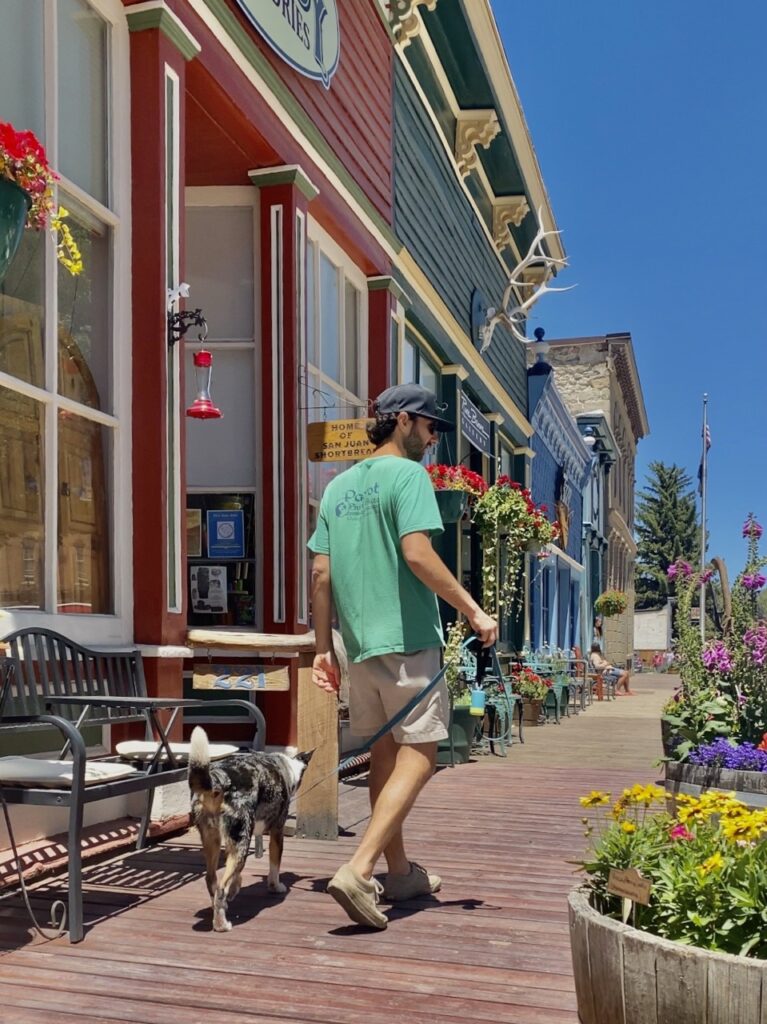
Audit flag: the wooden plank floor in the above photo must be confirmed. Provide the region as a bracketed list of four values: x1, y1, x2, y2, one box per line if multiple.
[0, 674, 675, 1023]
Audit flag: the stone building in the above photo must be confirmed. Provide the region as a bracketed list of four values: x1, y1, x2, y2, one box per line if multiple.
[534, 334, 649, 667]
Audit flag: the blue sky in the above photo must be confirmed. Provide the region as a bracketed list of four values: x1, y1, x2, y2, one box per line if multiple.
[495, 2, 767, 574]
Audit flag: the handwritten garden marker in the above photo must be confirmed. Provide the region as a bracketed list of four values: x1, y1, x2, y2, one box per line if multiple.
[607, 867, 652, 923]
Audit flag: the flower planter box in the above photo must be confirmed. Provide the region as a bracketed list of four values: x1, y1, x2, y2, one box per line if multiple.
[434, 489, 468, 524]
[521, 699, 544, 725]
[436, 705, 477, 765]
[569, 888, 767, 1023]
[0, 178, 30, 284]
[665, 760, 767, 809]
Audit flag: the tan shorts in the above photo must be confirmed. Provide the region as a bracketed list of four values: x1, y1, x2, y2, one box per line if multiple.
[348, 648, 448, 745]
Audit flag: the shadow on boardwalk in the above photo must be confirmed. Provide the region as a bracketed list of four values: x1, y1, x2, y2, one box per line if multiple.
[0, 673, 677, 1023]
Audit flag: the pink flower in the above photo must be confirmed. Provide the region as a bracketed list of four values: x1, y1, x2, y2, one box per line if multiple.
[743, 515, 763, 539]
[700, 569, 713, 583]
[669, 824, 694, 841]
[742, 573, 766, 592]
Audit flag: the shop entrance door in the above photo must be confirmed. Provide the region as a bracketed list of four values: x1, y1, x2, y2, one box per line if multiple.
[184, 189, 261, 629]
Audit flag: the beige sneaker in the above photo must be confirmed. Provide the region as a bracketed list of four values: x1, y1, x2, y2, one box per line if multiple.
[382, 861, 441, 901]
[327, 864, 388, 929]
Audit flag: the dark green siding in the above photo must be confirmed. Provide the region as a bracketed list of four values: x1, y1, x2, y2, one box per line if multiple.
[394, 60, 528, 417]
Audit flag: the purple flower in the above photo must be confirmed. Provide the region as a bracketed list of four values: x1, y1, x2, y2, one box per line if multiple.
[743, 515, 763, 539]
[742, 573, 766, 592]
[744, 625, 767, 667]
[702, 640, 734, 675]
[690, 738, 767, 772]
[667, 561, 692, 581]
[700, 569, 714, 583]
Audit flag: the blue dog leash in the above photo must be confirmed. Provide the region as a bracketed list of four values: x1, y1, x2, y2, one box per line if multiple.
[337, 635, 482, 770]
[294, 635, 485, 804]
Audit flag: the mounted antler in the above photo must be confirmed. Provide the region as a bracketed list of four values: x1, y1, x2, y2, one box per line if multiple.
[479, 208, 572, 354]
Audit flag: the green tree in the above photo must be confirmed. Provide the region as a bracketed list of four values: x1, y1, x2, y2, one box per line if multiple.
[635, 462, 698, 610]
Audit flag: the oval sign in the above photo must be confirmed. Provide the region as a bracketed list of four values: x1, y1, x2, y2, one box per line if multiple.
[234, 0, 341, 89]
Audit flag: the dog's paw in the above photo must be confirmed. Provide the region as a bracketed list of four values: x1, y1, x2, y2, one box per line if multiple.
[213, 914, 232, 932]
[268, 881, 287, 895]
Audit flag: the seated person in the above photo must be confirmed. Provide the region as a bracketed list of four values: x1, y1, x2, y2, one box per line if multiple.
[589, 643, 634, 695]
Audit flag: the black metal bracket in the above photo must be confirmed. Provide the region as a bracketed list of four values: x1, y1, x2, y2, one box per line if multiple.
[167, 308, 207, 347]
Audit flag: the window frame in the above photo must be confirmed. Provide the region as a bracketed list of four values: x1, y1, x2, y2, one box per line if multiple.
[302, 217, 368, 614]
[0, 0, 132, 644]
[183, 186, 263, 630]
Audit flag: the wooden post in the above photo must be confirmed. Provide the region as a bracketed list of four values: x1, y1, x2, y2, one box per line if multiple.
[295, 651, 339, 840]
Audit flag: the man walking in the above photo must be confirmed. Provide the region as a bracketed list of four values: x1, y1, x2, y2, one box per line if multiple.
[308, 383, 497, 930]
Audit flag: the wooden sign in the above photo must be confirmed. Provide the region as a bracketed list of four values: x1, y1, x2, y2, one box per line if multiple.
[192, 664, 290, 691]
[607, 867, 652, 906]
[307, 418, 375, 462]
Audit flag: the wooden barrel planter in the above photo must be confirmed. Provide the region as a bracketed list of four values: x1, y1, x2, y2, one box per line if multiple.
[569, 888, 767, 1023]
[665, 761, 767, 808]
[521, 698, 544, 725]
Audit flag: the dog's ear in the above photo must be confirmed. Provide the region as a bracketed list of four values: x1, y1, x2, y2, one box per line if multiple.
[295, 749, 315, 766]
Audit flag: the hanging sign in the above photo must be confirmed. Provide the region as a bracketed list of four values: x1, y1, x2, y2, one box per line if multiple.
[233, 0, 341, 88]
[192, 664, 290, 691]
[461, 393, 492, 455]
[307, 419, 375, 462]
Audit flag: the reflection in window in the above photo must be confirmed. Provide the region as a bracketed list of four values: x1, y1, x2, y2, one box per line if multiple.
[0, 386, 44, 609]
[57, 411, 112, 614]
[58, 201, 111, 412]
[0, 229, 46, 389]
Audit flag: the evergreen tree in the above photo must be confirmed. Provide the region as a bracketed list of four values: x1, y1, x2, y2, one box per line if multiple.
[635, 462, 698, 610]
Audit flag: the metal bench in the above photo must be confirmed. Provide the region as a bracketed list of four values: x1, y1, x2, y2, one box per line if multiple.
[0, 628, 266, 942]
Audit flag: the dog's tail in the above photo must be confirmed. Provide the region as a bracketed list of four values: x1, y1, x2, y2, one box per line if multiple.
[188, 725, 213, 794]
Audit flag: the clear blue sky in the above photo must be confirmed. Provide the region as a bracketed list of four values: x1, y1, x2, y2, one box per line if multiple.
[495, 1, 767, 574]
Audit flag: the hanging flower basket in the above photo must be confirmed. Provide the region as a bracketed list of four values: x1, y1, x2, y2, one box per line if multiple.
[594, 590, 628, 617]
[0, 120, 82, 283]
[0, 178, 30, 284]
[434, 489, 468, 523]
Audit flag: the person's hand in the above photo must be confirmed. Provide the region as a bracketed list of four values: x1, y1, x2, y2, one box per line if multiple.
[312, 651, 341, 694]
[468, 608, 498, 647]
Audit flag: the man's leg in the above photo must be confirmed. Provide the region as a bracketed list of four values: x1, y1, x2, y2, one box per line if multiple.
[349, 739, 436, 880]
[367, 732, 410, 876]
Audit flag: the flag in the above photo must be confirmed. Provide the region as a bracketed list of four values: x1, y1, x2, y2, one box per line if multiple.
[698, 424, 711, 496]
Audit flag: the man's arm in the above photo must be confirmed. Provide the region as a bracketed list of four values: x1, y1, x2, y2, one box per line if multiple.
[400, 531, 497, 646]
[310, 554, 340, 693]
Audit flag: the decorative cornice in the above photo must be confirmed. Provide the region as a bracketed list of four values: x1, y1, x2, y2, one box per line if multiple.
[492, 196, 530, 249]
[391, 0, 439, 48]
[248, 165, 319, 201]
[367, 275, 411, 307]
[486, 411, 504, 425]
[531, 376, 591, 489]
[607, 334, 650, 441]
[455, 109, 501, 178]
[126, 1, 201, 61]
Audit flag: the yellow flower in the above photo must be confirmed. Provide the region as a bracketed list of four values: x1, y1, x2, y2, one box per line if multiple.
[579, 791, 611, 808]
[698, 852, 725, 876]
[721, 813, 766, 844]
[620, 821, 637, 834]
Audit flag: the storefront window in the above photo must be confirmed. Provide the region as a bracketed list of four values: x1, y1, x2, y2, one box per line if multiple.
[58, 0, 108, 205]
[186, 493, 257, 628]
[305, 228, 367, 516]
[0, 0, 127, 627]
[185, 191, 259, 627]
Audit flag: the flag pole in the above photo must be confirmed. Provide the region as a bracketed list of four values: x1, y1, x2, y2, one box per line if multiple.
[700, 394, 709, 642]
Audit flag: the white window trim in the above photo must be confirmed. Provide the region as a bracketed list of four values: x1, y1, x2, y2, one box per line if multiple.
[2, 0, 133, 646]
[165, 63, 182, 613]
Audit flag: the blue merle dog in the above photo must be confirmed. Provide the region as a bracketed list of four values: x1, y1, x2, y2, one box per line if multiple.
[188, 727, 313, 932]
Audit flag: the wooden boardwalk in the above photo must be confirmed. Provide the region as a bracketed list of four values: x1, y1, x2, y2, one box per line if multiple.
[0, 674, 675, 1023]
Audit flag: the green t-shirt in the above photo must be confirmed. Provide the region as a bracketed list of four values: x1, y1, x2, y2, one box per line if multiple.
[308, 455, 444, 662]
